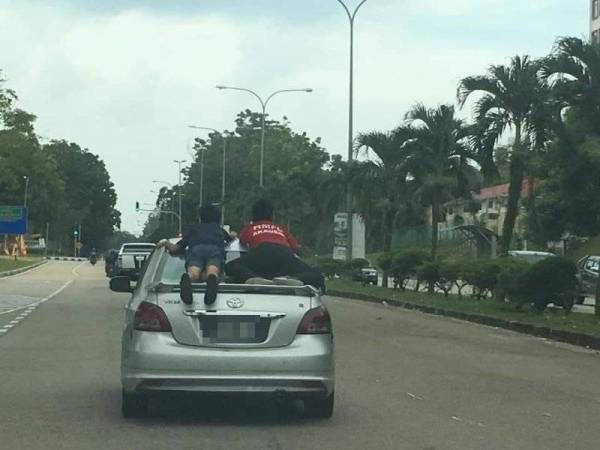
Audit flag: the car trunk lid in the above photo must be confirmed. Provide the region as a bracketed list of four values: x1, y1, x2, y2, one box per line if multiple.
[152, 283, 316, 348]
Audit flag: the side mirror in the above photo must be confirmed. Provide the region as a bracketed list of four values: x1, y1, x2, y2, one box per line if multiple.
[110, 276, 133, 293]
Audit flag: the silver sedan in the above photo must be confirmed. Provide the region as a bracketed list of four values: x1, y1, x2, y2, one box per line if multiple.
[110, 245, 335, 418]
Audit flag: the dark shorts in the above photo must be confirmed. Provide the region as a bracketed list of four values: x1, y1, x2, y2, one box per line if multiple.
[186, 244, 224, 270]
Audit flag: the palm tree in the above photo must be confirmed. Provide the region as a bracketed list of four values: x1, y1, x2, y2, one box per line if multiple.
[458, 55, 547, 254]
[541, 37, 600, 133]
[404, 103, 471, 260]
[354, 129, 412, 253]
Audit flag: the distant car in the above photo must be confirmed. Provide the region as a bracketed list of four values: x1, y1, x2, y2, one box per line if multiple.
[114, 243, 155, 280]
[575, 255, 599, 304]
[110, 239, 335, 419]
[352, 267, 378, 285]
[507, 251, 556, 264]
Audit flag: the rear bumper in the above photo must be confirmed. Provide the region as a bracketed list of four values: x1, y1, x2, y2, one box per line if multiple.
[121, 331, 335, 397]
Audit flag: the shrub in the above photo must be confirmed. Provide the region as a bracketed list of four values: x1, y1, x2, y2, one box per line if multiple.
[515, 257, 577, 312]
[463, 260, 500, 300]
[391, 250, 429, 290]
[417, 262, 441, 294]
[314, 257, 345, 279]
[350, 258, 370, 270]
[494, 257, 530, 305]
[438, 259, 462, 297]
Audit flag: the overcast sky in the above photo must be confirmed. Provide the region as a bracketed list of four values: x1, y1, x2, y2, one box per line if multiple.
[0, 0, 588, 234]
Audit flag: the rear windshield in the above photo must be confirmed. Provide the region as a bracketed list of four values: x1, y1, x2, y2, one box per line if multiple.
[122, 244, 155, 253]
[159, 253, 186, 284]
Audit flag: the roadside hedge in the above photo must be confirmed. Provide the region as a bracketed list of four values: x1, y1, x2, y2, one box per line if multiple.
[362, 250, 577, 313]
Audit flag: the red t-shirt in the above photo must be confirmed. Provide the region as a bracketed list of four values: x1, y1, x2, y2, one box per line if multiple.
[239, 220, 299, 252]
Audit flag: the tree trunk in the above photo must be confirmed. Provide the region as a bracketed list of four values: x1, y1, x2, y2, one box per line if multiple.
[500, 123, 524, 255]
[431, 195, 440, 261]
[381, 206, 395, 289]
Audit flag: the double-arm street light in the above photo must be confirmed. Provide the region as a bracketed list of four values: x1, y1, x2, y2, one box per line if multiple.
[188, 125, 228, 224]
[336, 0, 369, 260]
[216, 85, 312, 188]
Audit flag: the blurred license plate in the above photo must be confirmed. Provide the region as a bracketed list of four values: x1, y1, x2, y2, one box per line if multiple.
[200, 316, 269, 343]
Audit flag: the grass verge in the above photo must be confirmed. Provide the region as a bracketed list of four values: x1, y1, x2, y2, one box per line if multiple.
[0, 257, 42, 273]
[327, 279, 600, 338]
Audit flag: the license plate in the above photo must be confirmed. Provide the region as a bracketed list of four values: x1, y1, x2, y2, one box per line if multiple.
[200, 316, 269, 343]
[135, 256, 146, 261]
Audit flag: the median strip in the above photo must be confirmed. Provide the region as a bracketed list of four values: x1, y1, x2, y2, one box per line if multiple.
[327, 280, 600, 351]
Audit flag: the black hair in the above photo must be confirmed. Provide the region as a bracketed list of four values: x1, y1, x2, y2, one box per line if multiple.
[199, 205, 220, 224]
[252, 199, 273, 221]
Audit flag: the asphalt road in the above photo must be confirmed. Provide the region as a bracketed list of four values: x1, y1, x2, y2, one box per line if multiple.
[1, 261, 600, 450]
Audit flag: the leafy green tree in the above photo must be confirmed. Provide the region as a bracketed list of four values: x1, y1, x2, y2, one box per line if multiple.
[44, 141, 120, 251]
[458, 56, 549, 254]
[173, 110, 342, 255]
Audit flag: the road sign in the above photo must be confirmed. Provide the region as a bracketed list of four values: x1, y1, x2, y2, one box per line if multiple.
[75, 242, 83, 250]
[0, 206, 28, 235]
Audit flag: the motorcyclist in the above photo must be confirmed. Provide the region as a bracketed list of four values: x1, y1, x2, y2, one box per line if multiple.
[90, 248, 97, 265]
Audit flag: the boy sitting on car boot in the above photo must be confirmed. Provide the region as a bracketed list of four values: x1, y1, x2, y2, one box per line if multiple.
[225, 199, 325, 292]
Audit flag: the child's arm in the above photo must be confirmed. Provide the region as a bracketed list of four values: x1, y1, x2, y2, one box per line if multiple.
[157, 239, 183, 255]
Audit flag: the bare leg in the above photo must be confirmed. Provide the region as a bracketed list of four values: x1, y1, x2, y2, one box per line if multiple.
[188, 266, 203, 283]
[205, 265, 220, 278]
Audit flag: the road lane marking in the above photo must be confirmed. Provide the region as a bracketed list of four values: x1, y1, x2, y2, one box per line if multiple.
[0, 261, 84, 339]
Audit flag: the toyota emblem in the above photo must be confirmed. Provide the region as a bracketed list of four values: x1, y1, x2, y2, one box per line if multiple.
[226, 298, 244, 309]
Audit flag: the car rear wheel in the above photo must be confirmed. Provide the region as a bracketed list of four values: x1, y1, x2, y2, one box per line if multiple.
[304, 392, 334, 419]
[122, 390, 149, 418]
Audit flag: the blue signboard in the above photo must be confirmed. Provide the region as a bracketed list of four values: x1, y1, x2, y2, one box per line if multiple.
[0, 206, 28, 235]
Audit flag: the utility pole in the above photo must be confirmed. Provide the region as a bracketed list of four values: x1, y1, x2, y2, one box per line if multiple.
[188, 126, 229, 223]
[336, 0, 369, 261]
[173, 160, 186, 235]
[45, 222, 49, 257]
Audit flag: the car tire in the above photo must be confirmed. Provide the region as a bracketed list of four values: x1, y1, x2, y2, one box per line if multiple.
[122, 390, 149, 418]
[304, 392, 334, 419]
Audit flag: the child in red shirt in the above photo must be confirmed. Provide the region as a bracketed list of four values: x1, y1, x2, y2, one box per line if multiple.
[226, 199, 325, 291]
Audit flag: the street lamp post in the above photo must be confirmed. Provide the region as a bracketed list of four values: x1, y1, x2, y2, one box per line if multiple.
[216, 85, 312, 188]
[23, 176, 30, 207]
[173, 160, 186, 236]
[188, 126, 228, 224]
[336, 0, 369, 260]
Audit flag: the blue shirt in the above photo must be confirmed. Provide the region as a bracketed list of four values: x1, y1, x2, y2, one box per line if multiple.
[178, 223, 231, 252]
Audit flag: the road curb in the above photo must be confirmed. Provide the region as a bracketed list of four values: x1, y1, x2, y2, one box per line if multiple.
[328, 289, 600, 351]
[0, 260, 48, 278]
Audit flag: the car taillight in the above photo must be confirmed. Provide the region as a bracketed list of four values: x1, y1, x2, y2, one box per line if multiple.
[134, 302, 172, 332]
[297, 306, 332, 334]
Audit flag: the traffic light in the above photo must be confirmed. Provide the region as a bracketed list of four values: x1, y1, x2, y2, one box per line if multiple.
[135, 201, 140, 211]
[73, 226, 79, 238]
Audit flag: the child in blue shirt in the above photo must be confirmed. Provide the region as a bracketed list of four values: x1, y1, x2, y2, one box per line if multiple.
[158, 205, 232, 305]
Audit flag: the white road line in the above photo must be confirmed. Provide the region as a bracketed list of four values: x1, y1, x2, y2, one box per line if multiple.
[0, 261, 48, 280]
[0, 261, 84, 317]
[9, 320, 20, 324]
[3, 324, 14, 329]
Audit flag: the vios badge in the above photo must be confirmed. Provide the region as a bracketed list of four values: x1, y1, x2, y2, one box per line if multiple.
[226, 298, 244, 309]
